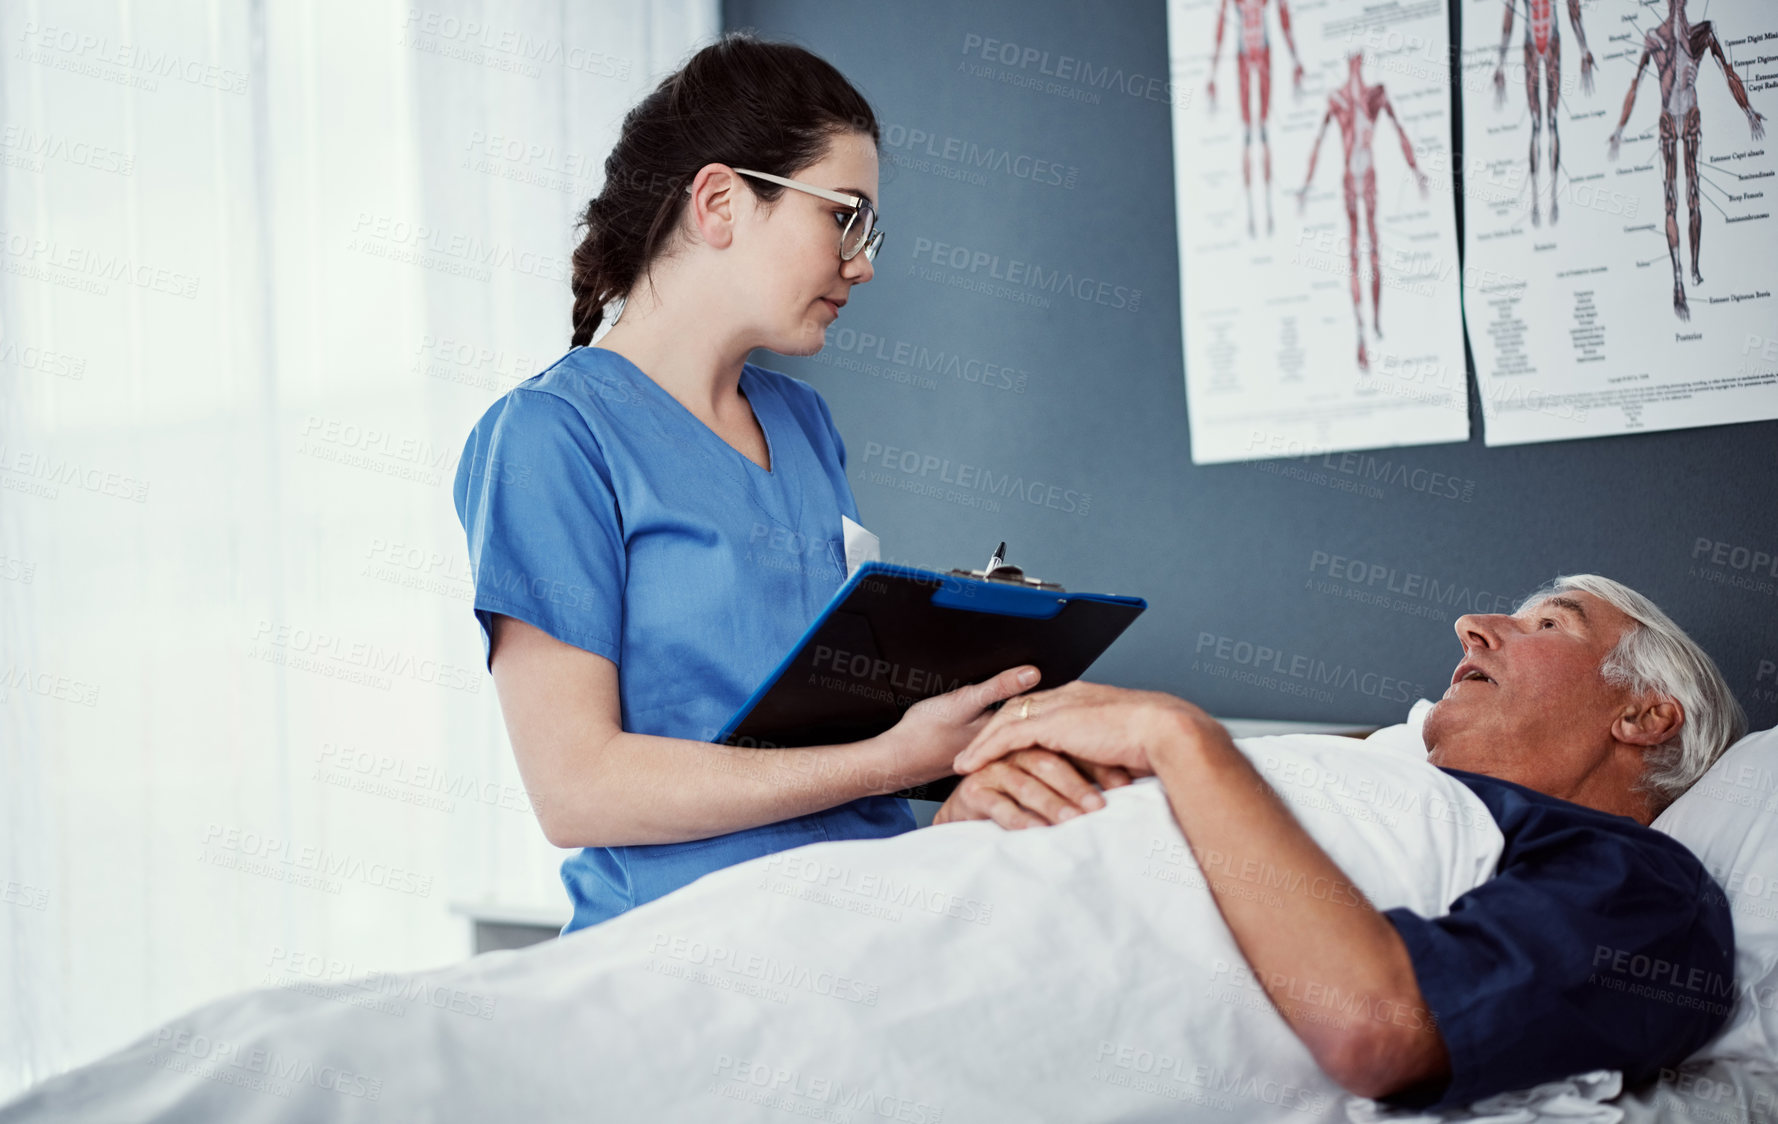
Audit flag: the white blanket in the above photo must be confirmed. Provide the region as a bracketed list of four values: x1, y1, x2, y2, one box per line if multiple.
[3, 735, 1508, 1123]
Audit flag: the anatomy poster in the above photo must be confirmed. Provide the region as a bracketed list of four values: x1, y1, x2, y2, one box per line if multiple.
[1462, 0, 1778, 445]
[1169, 0, 1469, 465]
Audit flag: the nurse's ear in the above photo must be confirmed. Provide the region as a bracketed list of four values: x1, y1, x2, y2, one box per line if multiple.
[684, 163, 743, 251]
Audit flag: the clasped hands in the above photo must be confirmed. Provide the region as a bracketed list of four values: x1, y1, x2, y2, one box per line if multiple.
[932, 681, 1203, 830]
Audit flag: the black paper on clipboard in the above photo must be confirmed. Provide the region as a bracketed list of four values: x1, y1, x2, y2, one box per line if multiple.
[715, 562, 1147, 801]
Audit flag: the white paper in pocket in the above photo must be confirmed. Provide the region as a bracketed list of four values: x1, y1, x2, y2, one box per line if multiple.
[840, 515, 880, 578]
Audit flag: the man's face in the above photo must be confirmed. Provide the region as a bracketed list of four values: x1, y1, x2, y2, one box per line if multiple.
[1422, 591, 1637, 793]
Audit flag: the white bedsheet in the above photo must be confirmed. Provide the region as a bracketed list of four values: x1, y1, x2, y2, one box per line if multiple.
[2, 734, 1507, 1123]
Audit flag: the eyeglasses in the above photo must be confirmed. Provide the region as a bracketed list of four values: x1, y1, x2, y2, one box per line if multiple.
[732, 167, 884, 262]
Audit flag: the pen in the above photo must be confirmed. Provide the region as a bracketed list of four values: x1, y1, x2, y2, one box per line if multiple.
[986, 542, 1006, 575]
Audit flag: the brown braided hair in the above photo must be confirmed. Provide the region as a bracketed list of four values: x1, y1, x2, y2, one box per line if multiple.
[569, 33, 880, 346]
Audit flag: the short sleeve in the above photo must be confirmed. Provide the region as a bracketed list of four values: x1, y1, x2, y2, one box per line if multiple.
[1380, 818, 1735, 1110]
[452, 389, 626, 668]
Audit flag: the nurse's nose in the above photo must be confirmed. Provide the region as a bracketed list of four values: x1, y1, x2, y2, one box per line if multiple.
[841, 246, 874, 285]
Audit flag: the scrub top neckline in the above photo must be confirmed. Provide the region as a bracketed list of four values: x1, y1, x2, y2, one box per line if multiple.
[584, 346, 780, 478]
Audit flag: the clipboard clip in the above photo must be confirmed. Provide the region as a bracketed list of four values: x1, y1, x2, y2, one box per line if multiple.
[947, 542, 1065, 591]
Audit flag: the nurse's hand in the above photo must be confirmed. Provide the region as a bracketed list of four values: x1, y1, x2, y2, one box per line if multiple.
[879, 665, 1043, 788]
[931, 750, 1132, 829]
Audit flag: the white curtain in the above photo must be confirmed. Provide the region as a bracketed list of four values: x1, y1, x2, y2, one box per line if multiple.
[0, 0, 717, 1098]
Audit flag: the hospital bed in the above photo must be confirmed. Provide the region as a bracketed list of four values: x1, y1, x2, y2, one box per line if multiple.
[3, 709, 1776, 1123]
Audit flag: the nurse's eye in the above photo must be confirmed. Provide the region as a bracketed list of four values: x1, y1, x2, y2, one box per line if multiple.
[832, 210, 854, 228]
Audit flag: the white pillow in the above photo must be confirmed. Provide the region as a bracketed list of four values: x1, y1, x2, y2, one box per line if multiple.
[1362, 697, 1436, 761]
[1652, 725, 1778, 1065]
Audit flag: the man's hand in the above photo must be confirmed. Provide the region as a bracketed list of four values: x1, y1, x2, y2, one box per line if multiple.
[932, 748, 1131, 829]
[953, 680, 1203, 779]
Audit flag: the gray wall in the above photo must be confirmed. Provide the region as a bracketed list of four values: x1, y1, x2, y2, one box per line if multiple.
[726, 0, 1778, 729]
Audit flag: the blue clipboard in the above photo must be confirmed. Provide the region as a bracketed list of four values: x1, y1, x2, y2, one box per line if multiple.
[715, 561, 1146, 800]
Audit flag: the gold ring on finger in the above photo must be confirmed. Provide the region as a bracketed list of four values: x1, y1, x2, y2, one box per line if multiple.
[1019, 698, 1034, 720]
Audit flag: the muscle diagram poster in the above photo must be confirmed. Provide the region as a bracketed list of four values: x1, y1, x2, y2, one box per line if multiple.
[1168, 0, 1470, 465]
[1461, 0, 1778, 445]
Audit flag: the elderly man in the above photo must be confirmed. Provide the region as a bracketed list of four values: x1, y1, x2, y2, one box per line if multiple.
[936, 574, 1745, 1109]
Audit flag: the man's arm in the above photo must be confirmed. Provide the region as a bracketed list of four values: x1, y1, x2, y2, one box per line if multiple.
[1145, 707, 1449, 1098]
[954, 683, 1450, 1100]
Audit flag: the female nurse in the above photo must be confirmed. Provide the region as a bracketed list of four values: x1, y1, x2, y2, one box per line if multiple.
[452, 35, 1058, 934]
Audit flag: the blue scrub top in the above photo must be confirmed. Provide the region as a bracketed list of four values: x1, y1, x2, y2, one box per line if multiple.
[453, 347, 914, 932]
[1382, 769, 1734, 1111]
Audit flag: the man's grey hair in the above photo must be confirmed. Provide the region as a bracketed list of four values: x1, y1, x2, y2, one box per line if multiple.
[1520, 574, 1746, 811]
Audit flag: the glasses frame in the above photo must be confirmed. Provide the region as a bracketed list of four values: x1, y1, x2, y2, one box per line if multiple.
[732, 167, 884, 262]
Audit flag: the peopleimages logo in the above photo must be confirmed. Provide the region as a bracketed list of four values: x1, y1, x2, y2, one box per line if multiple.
[0, 336, 85, 380]
[710, 1055, 943, 1124]
[1689, 537, 1778, 597]
[1092, 1042, 1329, 1114]
[859, 440, 1091, 517]
[15, 21, 249, 95]
[881, 122, 1078, 189]
[249, 620, 480, 694]
[0, 124, 134, 175]
[400, 9, 632, 81]
[909, 236, 1142, 312]
[199, 823, 434, 898]
[1693, 538, 1778, 578]
[266, 945, 498, 1020]
[957, 32, 1188, 107]
[151, 1025, 382, 1100]
[1194, 632, 1423, 704]
[0, 442, 150, 502]
[1308, 551, 1515, 614]
[347, 213, 569, 283]
[0, 664, 100, 707]
[758, 851, 994, 925]
[820, 327, 1028, 393]
[0, 227, 199, 299]
[647, 933, 880, 1006]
